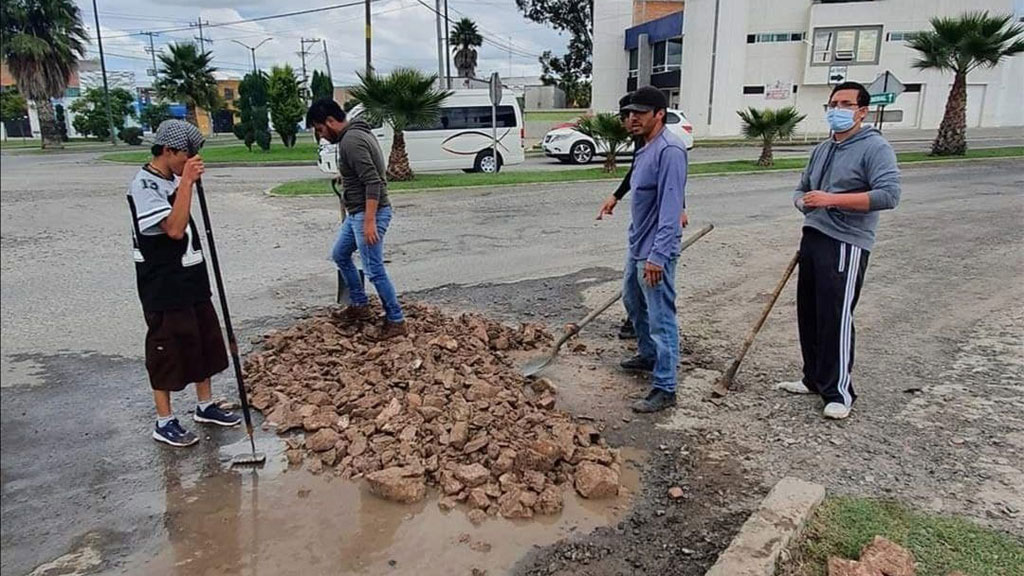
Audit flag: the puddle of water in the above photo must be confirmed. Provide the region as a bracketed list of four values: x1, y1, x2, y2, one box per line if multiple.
[120, 443, 645, 576]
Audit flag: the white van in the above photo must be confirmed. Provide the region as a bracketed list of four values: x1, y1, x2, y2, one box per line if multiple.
[318, 90, 525, 174]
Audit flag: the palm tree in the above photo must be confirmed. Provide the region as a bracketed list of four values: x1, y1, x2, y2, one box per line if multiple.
[576, 113, 631, 173]
[908, 11, 1024, 156]
[451, 17, 483, 79]
[737, 106, 805, 167]
[349, 68, 451, 181]
[1, 0, 88, 149]
[154, 43, 221, 128]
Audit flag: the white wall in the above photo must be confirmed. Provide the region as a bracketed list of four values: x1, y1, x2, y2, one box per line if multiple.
[592, 0, 634, 112]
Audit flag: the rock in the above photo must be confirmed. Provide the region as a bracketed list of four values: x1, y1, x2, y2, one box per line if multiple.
[418, 406, 443, 421]
[439, 497, 458, 511]
[319, 448, 338, 466]
[307, 458, 324, 475]
[465, 382, 500, 401]
[306, 428, 340, 452]
[535, 486, 564, 515]
[376, 397, 402, 424]
[668, 486, 685, 500]
[498, 490, 534, 519]
[493, 449, 517, 474]
[285, 449, 304, 466]
[349, 433, 368, 457]
[467, 509, 487, 526]
[574, 462, 620, 499]
[463, 434, 490, 454]
[467, 488, 491, 510]
[469, 540, 492, 553]
[576, 424, 600, 446]
[537, 395, 556, 410]
[493, 335, 510, 350]
[455, 463, 491, 487]
[450, 421, 469, 449]
[828, 557, 882, 576]
[529, 378, 557, 395]
[441, 471, 465, 495]
[303, 412, 336, 432]
[859, 536, 916, 576]
[523, 470, 547, 493]
[577, 446, 615, 465]
[517, 439, 564, 472]
[365, 466, 427, 504]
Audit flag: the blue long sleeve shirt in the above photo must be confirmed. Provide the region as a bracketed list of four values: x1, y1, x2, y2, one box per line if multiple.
[628, 127, 687, 267]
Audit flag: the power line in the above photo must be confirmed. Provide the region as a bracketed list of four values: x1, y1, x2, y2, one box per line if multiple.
[445, 2, 544, 57]
[415, 0, 542, 60]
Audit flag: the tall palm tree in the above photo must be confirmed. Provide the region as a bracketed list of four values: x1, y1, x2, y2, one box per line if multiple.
[736, 106, 805, 167]
[908, 11, 1024, 156]
[1, 0, 88, 149]
[154, 43, 221, 128]
[349, 68, 451, 181]
[576, 113, 631, 173]
[450, 17, 483, 79]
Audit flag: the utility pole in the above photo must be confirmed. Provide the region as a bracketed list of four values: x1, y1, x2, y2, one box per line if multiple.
[434, 0, 445, 87]
[299, 38, 319, 100]
[322, 39, 333, 81]
[443, 0, 451, 88]
[191, 19, 212, 52]
[364, 0, 372, 75]
[508, 36, 513, 77]
[92, 0, 116, 145]
[142, 31, 159, 79]
[231, 38, 272, 75]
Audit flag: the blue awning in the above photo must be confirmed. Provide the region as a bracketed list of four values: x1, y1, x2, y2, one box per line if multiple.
[625, 11, 683, 50]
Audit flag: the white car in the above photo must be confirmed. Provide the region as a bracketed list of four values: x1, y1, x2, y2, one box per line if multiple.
[542, 108, 694, 164]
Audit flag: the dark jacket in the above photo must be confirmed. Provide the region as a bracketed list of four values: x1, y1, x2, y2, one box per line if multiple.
[337, 119, 390, 214]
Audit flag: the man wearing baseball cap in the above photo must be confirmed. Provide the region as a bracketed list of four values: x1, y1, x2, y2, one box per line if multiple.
[126, 120, 241, 447]
[617, 86, 688, 413]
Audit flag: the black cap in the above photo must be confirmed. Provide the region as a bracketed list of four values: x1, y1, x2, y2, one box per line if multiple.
[618, 92, 633, 111]
[621, 86, 668, 113]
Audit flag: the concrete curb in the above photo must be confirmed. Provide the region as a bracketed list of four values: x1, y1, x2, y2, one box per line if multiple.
[704, 477, 825, 576]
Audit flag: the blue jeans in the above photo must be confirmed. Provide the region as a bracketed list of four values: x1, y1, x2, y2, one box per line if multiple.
[622, 257, 679, 393]
[332, 206, 404, 323]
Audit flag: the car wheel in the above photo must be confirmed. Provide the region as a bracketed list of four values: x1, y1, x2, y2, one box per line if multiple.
[569, 141, 594, 165]
[474, 150, 502, 173]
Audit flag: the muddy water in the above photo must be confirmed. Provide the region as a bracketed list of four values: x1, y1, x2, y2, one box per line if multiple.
[118, 435, 644, 576]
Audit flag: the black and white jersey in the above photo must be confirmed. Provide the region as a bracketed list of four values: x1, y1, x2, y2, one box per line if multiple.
[126, 165, 211, 312]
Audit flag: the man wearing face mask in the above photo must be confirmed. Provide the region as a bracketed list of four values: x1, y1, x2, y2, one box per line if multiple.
[777, 81, 901, 420]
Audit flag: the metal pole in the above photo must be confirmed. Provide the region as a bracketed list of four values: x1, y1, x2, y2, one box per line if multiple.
[434, 0, 445, 86]
[92, 0, 116, 145]
[443, 0, 451, 88]
[144, 32, 158, 78]
[251, 49, 257, 74]
[705, 0, 721, 130]
[365, 0, 372, 75]
[491, 102, 497, 173]
[323, 39, 333, 81]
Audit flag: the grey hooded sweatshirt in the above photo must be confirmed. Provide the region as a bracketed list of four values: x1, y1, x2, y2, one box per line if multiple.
[793, 126, 900, 251]
[336, 119, 391, 215]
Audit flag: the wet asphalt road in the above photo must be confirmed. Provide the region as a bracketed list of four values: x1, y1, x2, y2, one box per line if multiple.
[1, 149, 1022, 575]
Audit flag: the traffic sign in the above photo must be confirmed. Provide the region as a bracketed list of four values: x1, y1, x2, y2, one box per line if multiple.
[489, 72, 502, 106]
[870, 93, 896, 106]
[828, 65, 848, 85]
[867, 71, 905, 98]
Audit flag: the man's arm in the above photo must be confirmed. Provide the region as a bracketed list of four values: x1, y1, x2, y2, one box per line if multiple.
[349, 136, 386, 244]
[159, 156, 203, 240]
[613, 165, 633, 200]
[803, 144, 900, 213]
[648, 146, 687, 269]
[793, 149, 814, 213]
[598, 165, 633, 220]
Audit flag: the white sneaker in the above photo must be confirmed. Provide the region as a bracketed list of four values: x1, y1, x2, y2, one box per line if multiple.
[823, 402, 851, 420]
[775, 380, 814, 395]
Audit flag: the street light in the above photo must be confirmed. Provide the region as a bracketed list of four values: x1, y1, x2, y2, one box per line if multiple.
[231, 38, 273, 74]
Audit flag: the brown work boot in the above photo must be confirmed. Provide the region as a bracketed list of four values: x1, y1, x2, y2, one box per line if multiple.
[333, 305, 374, 324]
[378, 320, 408, 340]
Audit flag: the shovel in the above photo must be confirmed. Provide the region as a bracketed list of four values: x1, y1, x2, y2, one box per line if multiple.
[522, 223, 715, 378]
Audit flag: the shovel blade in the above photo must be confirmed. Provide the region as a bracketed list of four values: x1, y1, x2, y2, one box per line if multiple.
[521, 354, 554, 378]
[231, 452, 267, 467]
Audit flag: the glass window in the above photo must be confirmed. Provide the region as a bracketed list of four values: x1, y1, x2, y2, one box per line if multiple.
[791, 32, 805, 42]
[746, 34, 756, 44]
[224, 88, 234, 100]
[665, 112, 680, 124]
[856, 29, 878, 62]
[813, 30, 833, 63]
[773, 33, 790, 42]
[410, 105, 517, 131]
[835, 30, 857, 59]
[652, 41, 666, 72]
[666, 38, 682, 70]
[628, 48, 638, 78]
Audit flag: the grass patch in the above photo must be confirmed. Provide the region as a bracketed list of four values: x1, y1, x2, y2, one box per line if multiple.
[781, 497, 1024, 576]
[270, 147, 1022, 196]
[101, 141, 320, 164]
[525, 110, 586, 123]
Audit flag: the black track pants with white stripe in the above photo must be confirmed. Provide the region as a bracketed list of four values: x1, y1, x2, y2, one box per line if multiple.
[797, 227, 870, 407]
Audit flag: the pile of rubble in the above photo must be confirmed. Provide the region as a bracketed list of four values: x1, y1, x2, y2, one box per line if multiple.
[244, 302, 624, 521]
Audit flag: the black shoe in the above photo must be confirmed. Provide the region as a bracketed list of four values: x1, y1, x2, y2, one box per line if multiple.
[618, 319, 636, 340]
[631, 388, 677, 413]
[620, 355, 655, 372]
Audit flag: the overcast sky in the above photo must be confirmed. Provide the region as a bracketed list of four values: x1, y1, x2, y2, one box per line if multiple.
[75, 0, 569, 86]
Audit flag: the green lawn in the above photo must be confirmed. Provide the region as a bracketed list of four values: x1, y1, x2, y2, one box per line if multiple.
[780, 497, 1024, 576]
[101, 140, 321, 164]
[524, 110, 587, 123]
[270, 147, 1023, 196]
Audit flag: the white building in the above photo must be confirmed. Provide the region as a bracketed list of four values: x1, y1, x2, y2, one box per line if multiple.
[593, 0, 1024, 137]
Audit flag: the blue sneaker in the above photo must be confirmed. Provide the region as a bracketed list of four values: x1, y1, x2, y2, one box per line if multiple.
[193, 403, 242, 427]
[153, 418, 199, 447]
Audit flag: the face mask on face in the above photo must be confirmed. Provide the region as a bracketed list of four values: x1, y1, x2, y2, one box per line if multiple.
[826, 108, 857, 133]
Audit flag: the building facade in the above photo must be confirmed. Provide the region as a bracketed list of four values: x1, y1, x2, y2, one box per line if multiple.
[593, 0, 1024, 137]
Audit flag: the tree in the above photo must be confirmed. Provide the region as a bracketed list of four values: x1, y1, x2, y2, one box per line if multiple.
[268, 65, 306, 148]
[575, 113, 630, 172]
[736, 106, 805, 167]
[69, 87, 136, 140]
[0, 88, 29, 124]
[233, 71, 271, 151]
[451, 17, 483, 78]
[349, 68, 451, 181]
[1, 0, 88, 149]
[311, 70, 334, 101]
[154, 42, 221, 128]
[907, 11, 1024, 156]
[140, 102, 173, 131]
[516, 0, 593, 107]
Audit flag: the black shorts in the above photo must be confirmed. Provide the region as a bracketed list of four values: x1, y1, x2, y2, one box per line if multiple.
[144, 300, 229, 392]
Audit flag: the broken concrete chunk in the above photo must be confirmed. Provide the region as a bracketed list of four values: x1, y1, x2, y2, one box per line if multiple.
[454, 463, 491, 487]
[574, 462, 620, 499]
[306, 428, 340, 452]
[366, 466, 427, 504]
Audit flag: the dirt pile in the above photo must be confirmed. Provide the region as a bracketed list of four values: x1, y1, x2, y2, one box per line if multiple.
[828, 536, 916, 576]
[244, 302, 624, 519]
